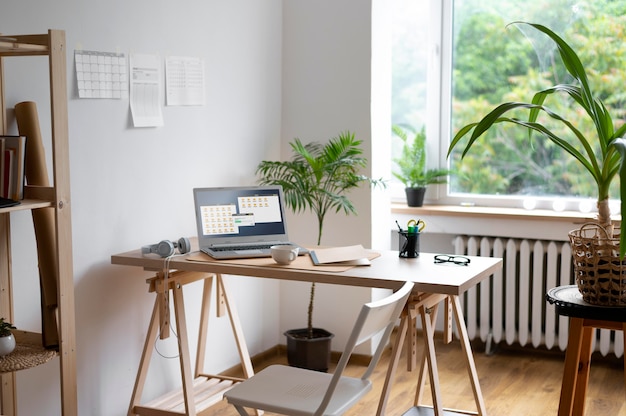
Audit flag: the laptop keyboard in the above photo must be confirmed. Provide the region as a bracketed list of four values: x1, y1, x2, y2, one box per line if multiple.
[211, 244, 281, 252]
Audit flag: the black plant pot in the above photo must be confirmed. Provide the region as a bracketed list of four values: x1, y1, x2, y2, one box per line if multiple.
[284, 328, 334, 372]
[405, 187, 426, 207]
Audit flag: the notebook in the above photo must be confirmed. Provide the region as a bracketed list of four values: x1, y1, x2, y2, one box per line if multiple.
[193, 185, 307, 259]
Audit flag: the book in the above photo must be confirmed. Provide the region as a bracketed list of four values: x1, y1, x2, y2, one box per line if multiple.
[0, 138, 4, 198]
[3, 148, 13, 199]
[1, 136, 26, 200]
[309, 244, 372, 266]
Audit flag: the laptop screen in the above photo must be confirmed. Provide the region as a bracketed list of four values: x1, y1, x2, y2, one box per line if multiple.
[193, 186, 289, 246]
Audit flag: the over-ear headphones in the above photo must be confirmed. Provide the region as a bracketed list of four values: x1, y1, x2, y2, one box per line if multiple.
[142, 237, 191, 258]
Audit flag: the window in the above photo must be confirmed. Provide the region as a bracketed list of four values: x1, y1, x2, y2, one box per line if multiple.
[390, 0, 430, 197]
[392, 0, 626, 213]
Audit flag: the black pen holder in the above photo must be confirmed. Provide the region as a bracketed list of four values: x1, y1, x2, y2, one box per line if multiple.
[398, 230, 419, 258]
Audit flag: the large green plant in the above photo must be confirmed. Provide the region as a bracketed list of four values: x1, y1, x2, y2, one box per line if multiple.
[448, 21, 626, 257]
[392, 124, 449, 188]
[256, 131, 384, 336]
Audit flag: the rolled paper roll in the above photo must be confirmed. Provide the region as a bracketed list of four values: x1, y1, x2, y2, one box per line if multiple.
[15, 101, 59, 348]
[15, 101, 49, 186]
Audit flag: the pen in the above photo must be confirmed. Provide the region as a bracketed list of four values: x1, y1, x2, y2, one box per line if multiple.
[395, 220, 403, 232]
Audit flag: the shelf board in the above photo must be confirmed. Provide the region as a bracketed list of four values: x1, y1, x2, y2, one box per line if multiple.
[0, 331, 57, 374]
[0, 34, 49, 56]
[0, 186, 56, 213]
[0, 199, 53, 214]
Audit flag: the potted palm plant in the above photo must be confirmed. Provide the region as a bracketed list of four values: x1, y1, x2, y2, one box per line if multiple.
[256, 131, 384, 371]
[448, 21, 626, 305]
[393, 124, 449, 207]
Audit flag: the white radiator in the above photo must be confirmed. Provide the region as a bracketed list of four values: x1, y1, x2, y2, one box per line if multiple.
[454, 235, 624, 358]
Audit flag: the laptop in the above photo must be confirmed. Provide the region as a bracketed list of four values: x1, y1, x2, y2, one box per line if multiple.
[193, 185, 307, 259]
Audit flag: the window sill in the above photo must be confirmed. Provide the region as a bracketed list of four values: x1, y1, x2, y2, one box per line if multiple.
[391, 203, 609, 224]
[390, 203, 620, 242]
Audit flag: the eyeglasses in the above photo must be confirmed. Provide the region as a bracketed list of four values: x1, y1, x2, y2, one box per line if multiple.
[434, 254, 470, 266]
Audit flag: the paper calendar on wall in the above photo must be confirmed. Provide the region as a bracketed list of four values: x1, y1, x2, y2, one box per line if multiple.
[75, 50, 129, 99]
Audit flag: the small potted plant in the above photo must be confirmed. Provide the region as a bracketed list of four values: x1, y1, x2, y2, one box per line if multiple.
[392, 124, 450, 207]
[0, 318, 16, 356]
[257, 131, 384, 371]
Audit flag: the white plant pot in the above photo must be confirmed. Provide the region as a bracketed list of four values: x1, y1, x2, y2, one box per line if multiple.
[0, 334, 16, 356]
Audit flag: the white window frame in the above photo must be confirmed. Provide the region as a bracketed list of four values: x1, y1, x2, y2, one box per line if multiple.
[395, 0, 612, 215]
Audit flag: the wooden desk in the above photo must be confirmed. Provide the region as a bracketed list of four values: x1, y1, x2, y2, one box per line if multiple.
[111, 247, 502, 416]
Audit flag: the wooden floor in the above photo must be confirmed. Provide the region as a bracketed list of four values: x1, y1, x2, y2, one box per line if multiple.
[209, 334, 625, 416]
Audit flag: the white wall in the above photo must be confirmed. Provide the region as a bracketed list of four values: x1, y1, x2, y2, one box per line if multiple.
[278, 0, 381, 355]
[278, 0, 394, 350]
[2, 1, 285, 415]
[1, 1, 385, 415]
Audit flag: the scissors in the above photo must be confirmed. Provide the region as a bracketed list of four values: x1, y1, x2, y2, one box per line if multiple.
[407, 219, 426, 233]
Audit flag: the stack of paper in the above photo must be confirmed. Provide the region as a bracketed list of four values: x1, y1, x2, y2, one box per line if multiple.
[309, 244, 372, 266]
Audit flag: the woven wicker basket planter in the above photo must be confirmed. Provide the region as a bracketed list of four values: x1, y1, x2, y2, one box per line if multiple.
[569, 222, 626, 306]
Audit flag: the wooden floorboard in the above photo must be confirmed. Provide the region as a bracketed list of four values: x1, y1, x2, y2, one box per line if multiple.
[208, 335, 625, 415]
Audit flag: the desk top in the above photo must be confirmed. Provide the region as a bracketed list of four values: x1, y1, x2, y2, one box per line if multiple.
[112, 246, 502, 296]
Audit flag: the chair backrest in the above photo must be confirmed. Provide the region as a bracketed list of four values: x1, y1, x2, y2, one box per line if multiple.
[314, 281, 413, 415]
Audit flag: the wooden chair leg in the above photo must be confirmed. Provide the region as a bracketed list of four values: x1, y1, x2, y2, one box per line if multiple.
[376, 308, 410, 416]
[234, 404, 249, 416]
[407, 310, 418, 371]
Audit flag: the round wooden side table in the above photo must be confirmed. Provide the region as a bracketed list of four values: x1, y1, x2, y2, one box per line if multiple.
[546, 285, 626, 416]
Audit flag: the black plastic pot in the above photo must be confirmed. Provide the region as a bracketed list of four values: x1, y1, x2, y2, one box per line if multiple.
[405, 187, 426, 207]
[284, 328, 334, 372]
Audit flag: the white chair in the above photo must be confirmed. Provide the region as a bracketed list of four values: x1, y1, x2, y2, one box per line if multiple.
[224, 281, 414, 416]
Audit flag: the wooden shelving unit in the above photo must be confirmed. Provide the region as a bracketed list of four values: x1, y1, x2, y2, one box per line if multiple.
[0, 30, 77, 415]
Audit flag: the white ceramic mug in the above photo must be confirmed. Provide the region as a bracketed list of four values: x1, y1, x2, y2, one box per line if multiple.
[271, 245, 300, 264]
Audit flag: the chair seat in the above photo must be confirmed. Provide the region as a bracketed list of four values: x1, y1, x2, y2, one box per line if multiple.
[225, 364, 372, 416]
[225, 282, 414, 416]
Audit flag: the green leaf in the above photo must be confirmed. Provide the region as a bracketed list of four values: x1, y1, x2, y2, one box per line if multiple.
[393, 125, 450, 187]
[612, 138, 626, 258]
